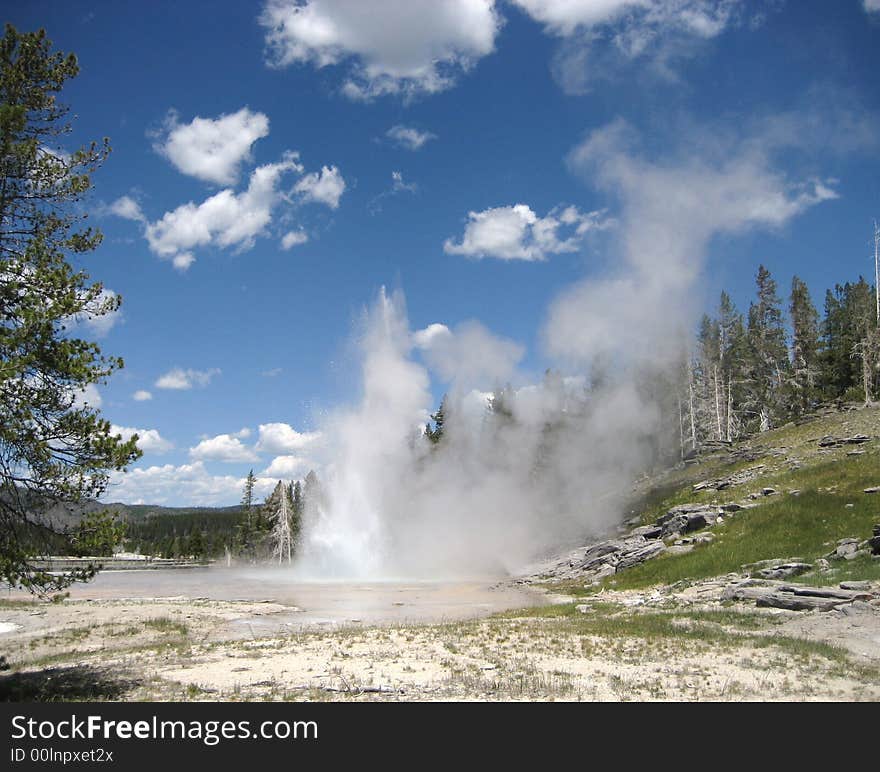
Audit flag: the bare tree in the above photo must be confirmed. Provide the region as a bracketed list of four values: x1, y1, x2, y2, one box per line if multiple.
[268, 481, 294, 564]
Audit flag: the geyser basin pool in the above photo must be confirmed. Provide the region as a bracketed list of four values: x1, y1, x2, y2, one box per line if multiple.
[10, 567, 547, 632]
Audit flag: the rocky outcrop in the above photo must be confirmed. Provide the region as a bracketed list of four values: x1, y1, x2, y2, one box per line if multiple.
[722, 580, 877, 611]
[818, 434, 871, 448]
[692, 466, 765, 492]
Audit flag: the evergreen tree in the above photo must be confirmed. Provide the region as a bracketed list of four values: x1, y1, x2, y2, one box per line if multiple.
[745, 265, 789, 430]
[241, 469, 256, 524]
[788, 275, 820, 415]
[425, 395, 447, 444]
[0, 26, 141, 594]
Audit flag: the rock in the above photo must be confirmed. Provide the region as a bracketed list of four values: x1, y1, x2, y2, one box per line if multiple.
[864, 486, 880, 494]
[788, 490, 801, 496]
[615, 540, 666, 570]
[831, 541, 859, 560]
[761, 487, 777, 496]
[724, 580, 875, 611]
[629, 525, 664, 540]
[870, 535, 880, 555]
[840, 581, 872, 591]
[757, 562, 812, 580]
[818, 434, 871, 448]
[814, 558, 831, 572]
[843, 549, 871, 561]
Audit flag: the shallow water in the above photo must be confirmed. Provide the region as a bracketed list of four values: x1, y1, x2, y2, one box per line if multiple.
[3, 566, 547, 633]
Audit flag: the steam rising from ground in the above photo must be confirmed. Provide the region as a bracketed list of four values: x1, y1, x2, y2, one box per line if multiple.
[295, 288, 657, 579]
[294, 117, 839, 580]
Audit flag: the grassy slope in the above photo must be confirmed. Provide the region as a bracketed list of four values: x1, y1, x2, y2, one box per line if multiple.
[564, 405, 880, 594]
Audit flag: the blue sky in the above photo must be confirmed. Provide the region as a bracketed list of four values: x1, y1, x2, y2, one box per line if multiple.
[8, 1, 880, 505]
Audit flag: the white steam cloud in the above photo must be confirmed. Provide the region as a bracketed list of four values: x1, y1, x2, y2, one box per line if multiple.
[291, 113, 839, 581]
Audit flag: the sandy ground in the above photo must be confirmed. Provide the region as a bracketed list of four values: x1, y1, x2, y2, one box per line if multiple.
[2, 570, 879, 701]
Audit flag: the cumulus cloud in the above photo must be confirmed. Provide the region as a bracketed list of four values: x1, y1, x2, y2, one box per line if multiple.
[262, 454, 313, 479]
[107, 195, 145, 223]
[293, 165, 346, 208]
[110, 425, 173, 454]
[145, 154, 303, 266]
[543, 117, 839, 365]
[444, 203, 609, 261]
[171, 252, 196, 272]
[133, 390, 153, 402]
[865, 0, 880, 13]
[104, 461, 277, 507]
[510, 0, 746, 94]
[190, 431, 258, 463]
[256, 422, 322, 455]
[153, 108, 270, 186]
[155, 367, 221, 390]
[386, 125, 436, 150]
[259, 0, 502, 99]
[412, 323, 451, 350]
[281, 230, 309, 250]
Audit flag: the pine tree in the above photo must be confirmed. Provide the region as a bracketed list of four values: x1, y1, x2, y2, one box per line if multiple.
[745, 265, 789, 430]
[788, 275, 820, 415]
[0, 26, 141, 594]
[241, 469, 256, 525]
[425, 395, 447, 444]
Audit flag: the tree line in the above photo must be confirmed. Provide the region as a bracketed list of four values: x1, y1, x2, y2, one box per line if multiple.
[678, 266, 878, 455]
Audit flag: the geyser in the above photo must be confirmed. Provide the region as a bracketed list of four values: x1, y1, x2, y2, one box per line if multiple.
[293, 287, 653, 580]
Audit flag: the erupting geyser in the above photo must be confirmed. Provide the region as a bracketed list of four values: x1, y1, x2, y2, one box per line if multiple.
[292, 287, 649, 581]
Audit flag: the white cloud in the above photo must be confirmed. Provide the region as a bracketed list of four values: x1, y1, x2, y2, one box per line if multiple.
[132, 390, 153, 402]
[108, 195, 146, 223]
[172, 252, 196, 272]
[145, 153, 303, 266]
[412, 323, 451, 349]
[64, 288, 123, 338]
[255, 422, 322, 454]
[513, 0, 737, 38]
[444, 203, 609, 261]
[154, 107, 270, 186]
[261, 454, 312, 479]
[386, 125, 436, 150]
[104, 461, 277, 507]
[281, 229, 309, 250]
[259, 0, 502, 99]
[511, 0, 745, 94]
[110, 424, 173, 454]
[261, 367, 283, 377]
[155, 367, 221, 390]
[190, 432, 259, 463]
[511, 0, 644, 34]
[864, 0, 880, 13]
[369, 171, 417, 214]
[293, 165, 346, 208]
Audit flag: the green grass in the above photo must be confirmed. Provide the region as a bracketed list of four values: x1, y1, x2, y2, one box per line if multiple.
[589, 453, 880, 592]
